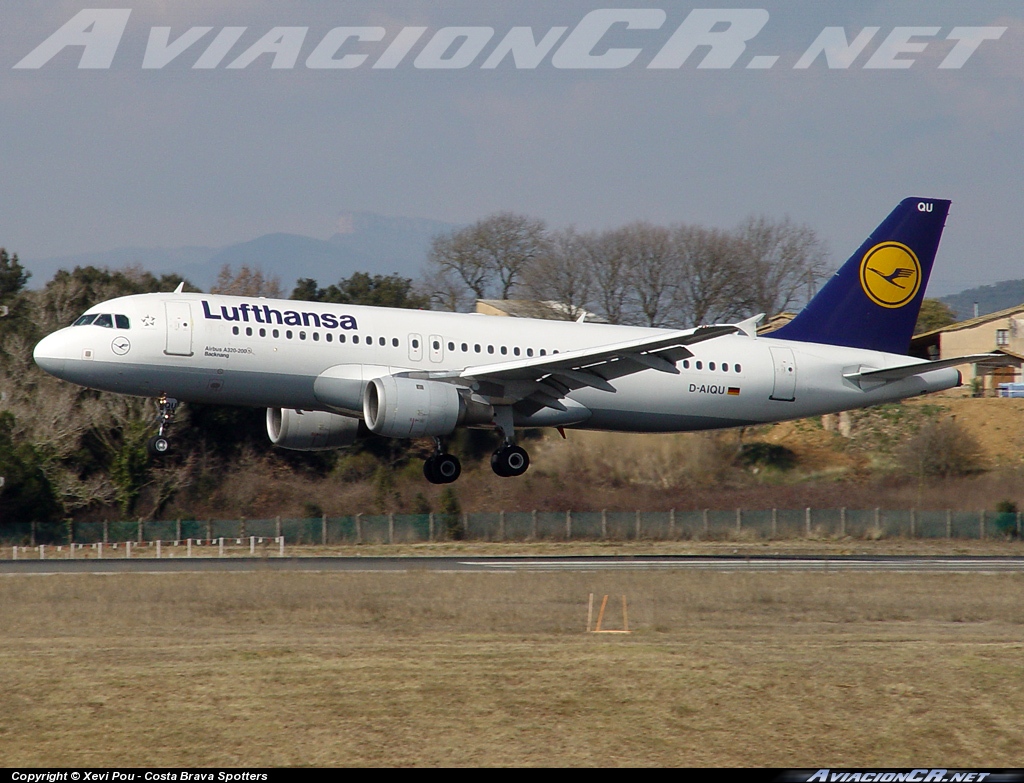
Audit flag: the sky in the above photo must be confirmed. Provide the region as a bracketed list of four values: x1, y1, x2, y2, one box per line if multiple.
[0, 1, 1021, 296]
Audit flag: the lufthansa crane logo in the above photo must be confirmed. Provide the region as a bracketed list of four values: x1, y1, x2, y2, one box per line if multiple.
[859, 241, 922, 308]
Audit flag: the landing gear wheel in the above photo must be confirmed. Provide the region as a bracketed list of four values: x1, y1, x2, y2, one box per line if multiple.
[424, 453, 461, 484]
[491, 445, 529, 478]
[147, 435, 171, 456]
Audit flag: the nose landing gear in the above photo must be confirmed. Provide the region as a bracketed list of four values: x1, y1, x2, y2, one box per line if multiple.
[147, 395, 178, 456]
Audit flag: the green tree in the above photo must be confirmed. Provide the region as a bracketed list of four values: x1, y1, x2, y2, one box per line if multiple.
[0, 248, 29, 300]
[291, 272, 429, 309]
[914, 298, 957, 335]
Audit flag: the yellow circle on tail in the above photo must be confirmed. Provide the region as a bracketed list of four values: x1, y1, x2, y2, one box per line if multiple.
[859, 242, 921, 308]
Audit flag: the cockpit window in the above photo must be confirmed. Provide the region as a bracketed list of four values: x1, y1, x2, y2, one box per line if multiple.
[115, 314, 130, 329]
[73, 315, 98, 326]
[93, 314, 113, 328]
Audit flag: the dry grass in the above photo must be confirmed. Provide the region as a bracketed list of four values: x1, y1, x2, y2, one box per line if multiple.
[1, 571, 1022, 766]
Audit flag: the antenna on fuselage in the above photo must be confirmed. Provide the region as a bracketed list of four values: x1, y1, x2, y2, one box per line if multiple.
[173, 282, 185, 294]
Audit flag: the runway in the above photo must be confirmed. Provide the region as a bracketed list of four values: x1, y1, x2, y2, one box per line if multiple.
[2, 554, 1023, 575]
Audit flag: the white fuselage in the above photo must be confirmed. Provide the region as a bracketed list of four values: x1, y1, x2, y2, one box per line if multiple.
[33, 292, 960, 433]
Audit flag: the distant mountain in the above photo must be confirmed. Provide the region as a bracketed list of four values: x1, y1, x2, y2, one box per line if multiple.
[21, 212, 456, 293]
[939, 280, 1024, 321]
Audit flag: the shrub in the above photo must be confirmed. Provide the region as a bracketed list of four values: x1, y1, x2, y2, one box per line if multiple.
[899, 419, 983, 478]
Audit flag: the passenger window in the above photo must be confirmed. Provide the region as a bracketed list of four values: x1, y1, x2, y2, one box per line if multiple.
[527, 348, 533, 357]
[94, 314, 113, 328]
[299, 331, 307, 340]
[354, 335, 360, 344]
[696, 361, 703, 370]
[286, 330, 293, 339]
[500, 346, 508, 355]
[487, 345, 494, 354]
[393, 338, 400, 347]
[380, 337, 386, 347]
[474, 344, 481, 353]
[539, 349, 546, 356]
[273, 329, 280, 338]
[313, 333, 320, 342]
[246, 327, 253, 337]
[259, 328, 266, 337]
[448, 341, 455, 351]
[461, 343, 468, 352]
[115, 315, 130, 329]
[326, 334, 333, 343]
[682, 360, 690, 369]
[411, 338, 419, 349]
[232, 326, 239, 336]
[735, 364, 742, 373]
[339, 334, 346, 343]
[709, 362, 716, 371]
[722, 363, 729, 372]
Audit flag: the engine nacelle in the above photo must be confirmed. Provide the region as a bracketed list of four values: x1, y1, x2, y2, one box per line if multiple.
[363, 375, 491, 439]
[266, 408, 361, 451]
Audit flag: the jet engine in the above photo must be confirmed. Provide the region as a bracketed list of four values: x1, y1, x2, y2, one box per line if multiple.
[266, 408, 361, 451]
[363, 375, 492, 439]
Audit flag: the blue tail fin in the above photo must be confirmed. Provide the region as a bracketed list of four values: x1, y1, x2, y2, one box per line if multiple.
[771, 197, 950, 354]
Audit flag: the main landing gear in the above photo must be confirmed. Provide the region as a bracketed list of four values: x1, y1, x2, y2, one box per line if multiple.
[489, 406, 529, 478]
[423, 438, 461, 485]
[147, 395, 178, 456]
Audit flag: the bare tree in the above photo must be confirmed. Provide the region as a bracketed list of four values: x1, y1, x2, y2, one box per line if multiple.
[732, 216, 828, 317]
[617, 222, 678, 327]
[585, 229, 631, 325]
[424, 212, 548, 308]
[522, 227, 593, 321]
[211, 264, 283, 298]
[672, 224, 747, 326]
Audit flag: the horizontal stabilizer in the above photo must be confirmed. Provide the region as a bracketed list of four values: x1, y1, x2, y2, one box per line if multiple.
[844, 354, 1003, 383]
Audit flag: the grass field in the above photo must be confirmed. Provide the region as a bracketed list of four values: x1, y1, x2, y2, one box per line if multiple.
[1, 569, 1022, 767]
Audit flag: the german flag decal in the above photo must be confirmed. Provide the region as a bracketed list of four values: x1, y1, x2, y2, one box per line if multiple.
[728, 387, 740, 396]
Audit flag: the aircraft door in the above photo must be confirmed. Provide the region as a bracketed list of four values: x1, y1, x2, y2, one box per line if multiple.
[165, 302, 194, 356]
[408, 333, 423, 362]
[769, 346, 796, 401]
[429, 334, 444, 363]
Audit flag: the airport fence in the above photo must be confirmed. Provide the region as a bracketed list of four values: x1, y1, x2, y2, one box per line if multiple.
[1, 507, 1021, 550]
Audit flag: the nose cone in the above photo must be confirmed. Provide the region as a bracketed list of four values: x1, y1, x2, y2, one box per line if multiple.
[33, 332, 68, 378]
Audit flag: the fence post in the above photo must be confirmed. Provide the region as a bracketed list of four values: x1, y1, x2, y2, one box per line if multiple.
[805, 507, 812, 538]
[636, 510, 642, 540]
[103, 520, 108, 545]
[218, 537, 225, 558]
[176, 519, 182, 543]
[278, 536, 285, 557]
[946, 510, 952, 539]
[275, 516, 282, 540]
[980, 509, 986, 540]
[98, 541, 103, 558]
[463, 512, 470, 539]
[187, 538, 192, 558]
[30, 520, 36, 548]
[840, 507, 846, 537]
[1018, 511, 1022, 539]
[910, 509, 916, 539]
[771, 508, 777, 539]
[565, 510, 572, 540]
[250, 536, 255, 555]
[240, 516, 247, 539]
[388, 513, 394, 545]
[125, 541, 131, 559]
[355, 513, 362, 544]
[669, 508, 676, 540]
[531, 509, 538, 540]
[156, 540, 161, 559]
[499, 510, 505, 541]
[874, 507, 880, 533]
[138, 518, 143, 543]
[207, 519, 213, 541]
[12, 546, 16, 561]
[601, 509, 607, 539]
[322, 513, 328, 546]
[428, 512, 435, 542]
[39, 544, 44, 560]
[736, 508, 742, 535]
[703, 509, 709, 538]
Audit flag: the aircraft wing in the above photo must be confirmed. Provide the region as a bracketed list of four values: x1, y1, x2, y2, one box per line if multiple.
[414, 323, 742, 409]
[844, 354, 1005, 383]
